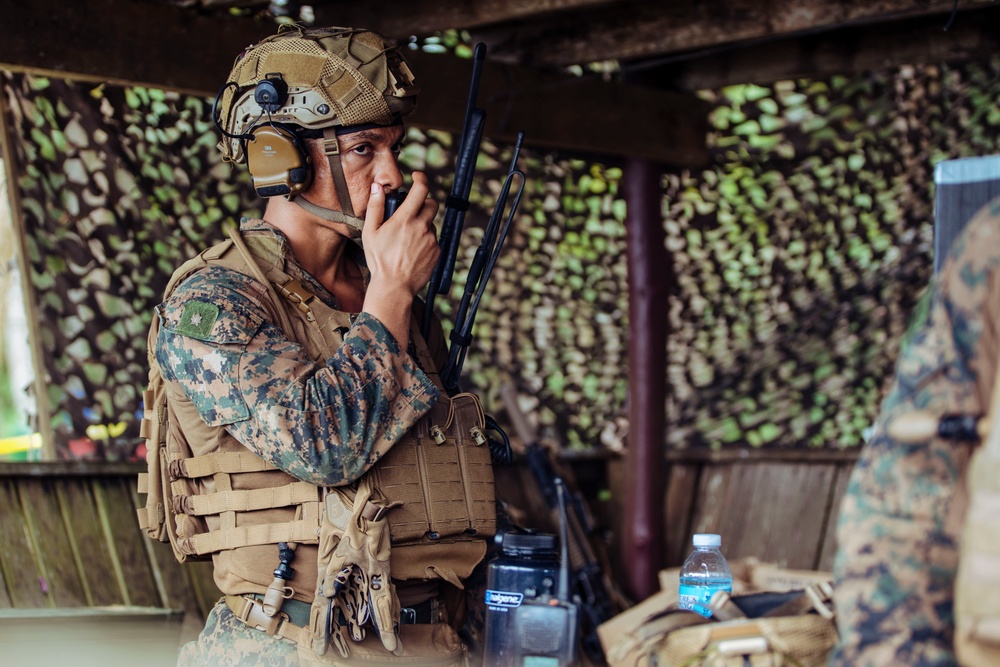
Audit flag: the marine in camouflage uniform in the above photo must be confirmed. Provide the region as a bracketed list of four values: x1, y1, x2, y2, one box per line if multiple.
[166, 221, 443, 667]
[831, 196, 1000, 665]
[155, 221, 440, 488]
[148, 25, 493, 667]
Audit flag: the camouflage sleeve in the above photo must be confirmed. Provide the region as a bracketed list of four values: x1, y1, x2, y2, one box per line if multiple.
[154, 266, 440, 486]
[830, 198, 1000, 666]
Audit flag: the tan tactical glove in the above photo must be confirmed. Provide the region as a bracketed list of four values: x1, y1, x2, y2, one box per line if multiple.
[318, 476, 402, 655]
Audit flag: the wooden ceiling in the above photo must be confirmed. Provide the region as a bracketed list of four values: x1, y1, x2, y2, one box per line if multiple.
[2, 0, 999, 164]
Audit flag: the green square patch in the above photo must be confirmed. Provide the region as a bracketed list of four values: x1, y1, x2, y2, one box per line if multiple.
[176, 300, 219, 338]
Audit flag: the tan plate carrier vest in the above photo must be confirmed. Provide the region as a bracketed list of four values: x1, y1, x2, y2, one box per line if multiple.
[137, 227, 495, 584]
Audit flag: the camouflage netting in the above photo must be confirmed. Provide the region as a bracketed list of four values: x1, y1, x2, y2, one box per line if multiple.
[1, 76, 259, 459]
[664, 61, 1000, 450]
[1, 55, 999, 460]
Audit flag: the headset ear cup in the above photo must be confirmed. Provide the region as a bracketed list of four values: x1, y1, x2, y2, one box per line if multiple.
[245, 124, 313, 198]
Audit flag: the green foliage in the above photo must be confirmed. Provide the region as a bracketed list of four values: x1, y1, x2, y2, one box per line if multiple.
[3, 73, 259, 460]
[0, 360, 29, 437]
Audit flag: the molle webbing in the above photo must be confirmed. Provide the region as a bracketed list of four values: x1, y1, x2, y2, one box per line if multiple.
[373, 391, 496, 544]
[180, 513, 321, 556]
[137, 385, 169, 539]
[168, 451, 279, 478]
[166, 422, 323, 557]
[171, 480, 319, 516]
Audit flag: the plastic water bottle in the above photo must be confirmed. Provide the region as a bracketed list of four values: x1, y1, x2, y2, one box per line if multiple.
[678, 533, 733, 618]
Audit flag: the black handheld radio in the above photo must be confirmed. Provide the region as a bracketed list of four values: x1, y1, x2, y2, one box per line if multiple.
[483, 479, 580, 667]
[383, 189, 407, 222]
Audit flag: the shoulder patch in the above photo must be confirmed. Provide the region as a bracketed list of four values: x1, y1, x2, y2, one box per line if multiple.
[158, 267, 266, 345]
[175, 301, 219, 338]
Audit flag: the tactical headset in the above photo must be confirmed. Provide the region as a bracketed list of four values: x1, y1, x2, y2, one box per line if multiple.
[214, 74, 313, 198]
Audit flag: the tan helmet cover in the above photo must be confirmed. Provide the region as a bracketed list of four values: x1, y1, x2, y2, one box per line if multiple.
[217, 25, 419, 164]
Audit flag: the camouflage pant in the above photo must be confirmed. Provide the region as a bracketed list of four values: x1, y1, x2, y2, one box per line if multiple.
[179, 596, 482, 667]
[178, 599, 300, 667]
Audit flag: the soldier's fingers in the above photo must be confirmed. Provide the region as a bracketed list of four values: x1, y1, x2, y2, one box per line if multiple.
[364, 183, 385, 233]
[392, 172, 431, 222]
[409, 171, 430, 199]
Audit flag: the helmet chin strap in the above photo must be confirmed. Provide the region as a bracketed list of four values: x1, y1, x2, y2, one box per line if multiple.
[289, 127, 365, 240]
[291, 197, 365, 240]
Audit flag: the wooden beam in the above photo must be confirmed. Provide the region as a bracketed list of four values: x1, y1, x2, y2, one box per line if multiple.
[635, 6, 1000, 90]
[0, 0, 273, 97]
[622, 157, 669, 601]
[309, 0, 618, 40]
[405, 50, 710, 165]
[0, 462, 143, 477]
[0, 0, 708, 165]
[662, 447, 861, 465]
[468, 0, 999, 68]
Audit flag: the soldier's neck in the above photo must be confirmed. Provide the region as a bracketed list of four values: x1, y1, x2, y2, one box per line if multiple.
[263, 199, 366, 312]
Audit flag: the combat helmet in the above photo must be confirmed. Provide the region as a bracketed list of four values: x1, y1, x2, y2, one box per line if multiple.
[214, 25, 419, 236]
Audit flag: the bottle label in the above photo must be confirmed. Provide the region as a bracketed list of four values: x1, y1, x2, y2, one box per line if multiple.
[678, 582, 732, 618]
[485, 589, 524, 610]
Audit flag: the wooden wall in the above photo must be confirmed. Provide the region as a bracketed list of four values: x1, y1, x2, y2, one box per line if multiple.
[0, 451, 857, 641]
[617, 450, 856, 588]
[0, 462, 220, 646]
[496, 448, 859, 603]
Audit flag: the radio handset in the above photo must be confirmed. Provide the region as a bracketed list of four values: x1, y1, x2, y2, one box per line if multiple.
[383, 189, 407, 223]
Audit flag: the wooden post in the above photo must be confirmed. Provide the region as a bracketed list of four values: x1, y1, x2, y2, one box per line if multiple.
[622, 157, 669, 600]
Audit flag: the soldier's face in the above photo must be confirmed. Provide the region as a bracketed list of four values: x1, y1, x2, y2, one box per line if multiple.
[305, 126, 405, 218]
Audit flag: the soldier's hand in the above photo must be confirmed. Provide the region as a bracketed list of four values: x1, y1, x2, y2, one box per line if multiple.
[362, 171, 440, 298]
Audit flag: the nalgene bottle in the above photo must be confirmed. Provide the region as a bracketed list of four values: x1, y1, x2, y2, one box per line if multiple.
[483, 530, 560, 667]
[678, 533, 733, 618]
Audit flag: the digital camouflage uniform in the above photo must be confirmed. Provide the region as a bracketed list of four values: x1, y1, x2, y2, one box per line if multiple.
[179, 604, 300, 666]
[831, 196, 1000, 666]
[157, 219, 443, 665]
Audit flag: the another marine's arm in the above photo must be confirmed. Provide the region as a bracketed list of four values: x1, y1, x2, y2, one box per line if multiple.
[831, 199, 1000, 666]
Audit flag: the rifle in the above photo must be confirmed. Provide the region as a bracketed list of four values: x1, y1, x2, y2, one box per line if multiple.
[499, 383, 629, 665]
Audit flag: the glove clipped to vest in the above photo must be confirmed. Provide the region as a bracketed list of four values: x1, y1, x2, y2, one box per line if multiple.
[311, 476, 402, 658]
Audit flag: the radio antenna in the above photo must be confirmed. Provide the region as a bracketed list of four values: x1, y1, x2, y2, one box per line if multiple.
[555, 478, 571, 602]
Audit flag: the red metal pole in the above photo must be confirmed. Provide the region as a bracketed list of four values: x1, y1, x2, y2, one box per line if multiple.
[622, 156, 669, 601]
